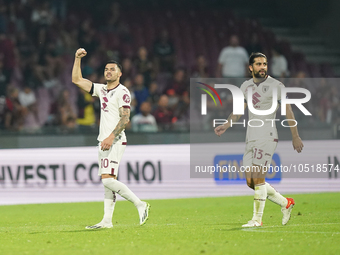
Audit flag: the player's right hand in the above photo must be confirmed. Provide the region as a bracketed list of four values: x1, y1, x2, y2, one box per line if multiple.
[292, 136, 304, 153]
[214, 125, 228, 137]
[75, 48, 87, 58]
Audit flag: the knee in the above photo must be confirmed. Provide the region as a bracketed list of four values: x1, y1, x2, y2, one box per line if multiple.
[101, 174, 116, 179]
[253, 179, 265, 186]
[101, 176, 116, 187]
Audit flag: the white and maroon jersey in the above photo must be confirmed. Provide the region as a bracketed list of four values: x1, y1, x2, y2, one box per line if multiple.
[240, 76, 285, 142]
[92, 83, 131, 142]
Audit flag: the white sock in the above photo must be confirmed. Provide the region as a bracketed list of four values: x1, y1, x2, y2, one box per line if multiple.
[102, 187, 116, 224]
[265, 182, 288, 208]
[102, 178, 143, 208]
[252, 183, 267, 223]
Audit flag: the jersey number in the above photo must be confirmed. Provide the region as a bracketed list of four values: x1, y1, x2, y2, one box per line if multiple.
[254, 148, 263, 160]
[101, 158, 109, 168]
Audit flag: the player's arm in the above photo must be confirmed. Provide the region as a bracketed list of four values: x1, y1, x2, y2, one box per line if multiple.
[214, 102, 247, 137]
[72, 48, 92, 93]
[101, 107, 130, 151]
[285, 103, 303, 153]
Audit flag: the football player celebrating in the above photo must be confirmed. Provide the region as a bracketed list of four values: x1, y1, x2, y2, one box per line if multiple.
[72, 48, 150, 229]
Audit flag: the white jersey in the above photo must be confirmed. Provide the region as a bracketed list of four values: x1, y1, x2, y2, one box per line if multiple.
[92, 83, 131, 142]
[240, 76, 285, 142]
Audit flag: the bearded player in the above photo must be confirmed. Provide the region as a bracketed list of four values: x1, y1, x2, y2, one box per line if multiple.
[72, 48, 150, 229]
[215, 52, 303, 227]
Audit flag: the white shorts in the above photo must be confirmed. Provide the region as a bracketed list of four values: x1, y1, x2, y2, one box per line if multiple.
[97, 141, 127, 176]
[243, 139, 278, 168]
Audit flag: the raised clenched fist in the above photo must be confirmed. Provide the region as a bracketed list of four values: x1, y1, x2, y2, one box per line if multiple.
[75, 48, 87, 58]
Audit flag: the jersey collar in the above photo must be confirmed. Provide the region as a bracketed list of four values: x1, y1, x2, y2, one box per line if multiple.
[253, 75, 269, 86]
[107, 83, 121, 92]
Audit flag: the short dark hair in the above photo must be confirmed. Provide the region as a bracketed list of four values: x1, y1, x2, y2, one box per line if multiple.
[248, 52, 267, 66]
[106, 60, 123, 72]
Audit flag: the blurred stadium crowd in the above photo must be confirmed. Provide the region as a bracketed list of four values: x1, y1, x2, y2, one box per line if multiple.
[0, 0, 339, 133]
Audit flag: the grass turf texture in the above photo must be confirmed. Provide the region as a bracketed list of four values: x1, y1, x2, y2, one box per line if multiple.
[0, 193, 339, 255]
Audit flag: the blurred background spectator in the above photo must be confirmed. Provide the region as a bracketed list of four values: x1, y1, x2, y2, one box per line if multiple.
[191, 55, 211, 78]
[153, 29, 175, 74]
[134, 46, 153, 87]
[18, 85, 40, 132]
[133, 73, 149, 113]
[131, 101, 158, 132]
[270, 47, 289, 78]
[153, 94, 174, 131]
[3, 86, 26, 131]
[217, 35, 249, 78]
[76, 87, 96, 128]
[56, 89, 77, 132]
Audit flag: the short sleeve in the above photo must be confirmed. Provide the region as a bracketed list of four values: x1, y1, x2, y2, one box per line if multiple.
[118, 88, 131, 109]
[92, 83, 102, 97]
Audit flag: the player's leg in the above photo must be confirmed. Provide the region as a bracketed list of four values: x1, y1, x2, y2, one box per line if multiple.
[243, 142, 254, 190]
[265, 182, 295, 225]
[262, 141, 295, 225]
[102, 185, 116, 224]
[86, 144, 115, 229]
[100, 143, 150, 225]
[85, 188, 116, 229]
[242, 164, 266, 227]
[252, 167, 267, 224]
[242, 140, 270, 227]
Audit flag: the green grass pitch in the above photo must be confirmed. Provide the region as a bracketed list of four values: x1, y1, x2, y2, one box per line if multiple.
[0, 193, 339, 255]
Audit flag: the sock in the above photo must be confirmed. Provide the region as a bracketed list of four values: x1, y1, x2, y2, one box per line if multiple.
[102, 187, 116, 224]
[102, 178, 143, 208]
[265, 182, 288, 208]
[252, 183, 267, 223]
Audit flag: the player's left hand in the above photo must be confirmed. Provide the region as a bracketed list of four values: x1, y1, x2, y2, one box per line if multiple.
[292, 136, 303, 153]
[101, 135, 115, 151]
